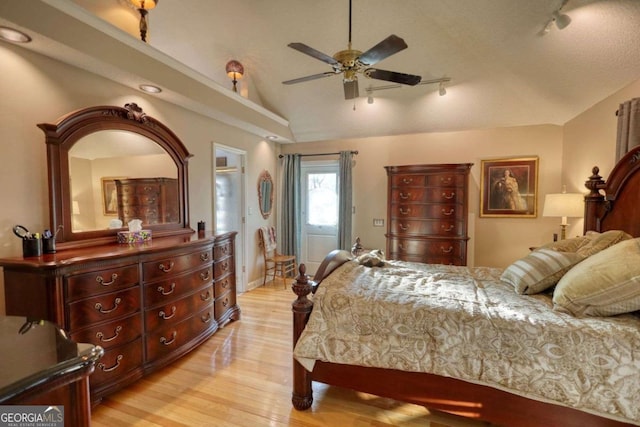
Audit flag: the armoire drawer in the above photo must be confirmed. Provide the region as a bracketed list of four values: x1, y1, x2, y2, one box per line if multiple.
[390, 188, 464, 204]
[391, 204, 463, 220]
[389, 219, 464, 236]
[388, 238, 466, 258]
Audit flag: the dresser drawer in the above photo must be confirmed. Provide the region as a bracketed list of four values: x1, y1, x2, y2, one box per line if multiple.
[91, 338, 143, 389]
[121, 206, 159, 223]
[214, 240, 234, 260]
[389, 219, 464, 236]
[214, 291, 236, 321]
[66, 264, 139, 301]
[67, 288, 140, 330]
[214, 256, 234, 279]
[214, 274, 235, 298]
[143, 250, 212, 281]
[120, 182, 161, 196]
[426, 173, 465, 187]
[146, 304, 215, 362]
[120, 194, 160, 207]
[388, 238, 465, 258]
[391, 204, 464, 220]
[145, 286, 214, 331]
[390, 174, 426, 188]
[396, 253, 466, 266]
[70, 313, 142, 350]
[144, 266, 212, 306]
[390, 188, 463, 204]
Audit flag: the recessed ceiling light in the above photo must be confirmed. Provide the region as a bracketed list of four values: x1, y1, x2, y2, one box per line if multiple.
[139, 84, 162, 94]
[266, 135, 278, 141]
[0, 26, 32, 43]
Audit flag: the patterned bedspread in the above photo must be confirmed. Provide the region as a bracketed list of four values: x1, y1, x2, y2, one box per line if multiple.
[293, 260, 640, 425]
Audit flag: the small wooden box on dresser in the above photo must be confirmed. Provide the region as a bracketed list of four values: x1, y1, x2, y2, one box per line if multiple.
[0, 231, 239, 404]
[385, 163, 473, 265]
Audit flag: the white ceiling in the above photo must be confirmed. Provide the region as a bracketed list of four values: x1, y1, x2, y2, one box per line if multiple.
[3, 0, 640, 143]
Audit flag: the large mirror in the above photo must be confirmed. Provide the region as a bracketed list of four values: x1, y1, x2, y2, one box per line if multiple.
[258, 170, 273, 219]
[40, 103, 193, 248]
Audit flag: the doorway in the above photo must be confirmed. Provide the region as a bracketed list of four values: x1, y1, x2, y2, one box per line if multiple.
[300, 161, 339, 273]
[213, 144, 247, 292]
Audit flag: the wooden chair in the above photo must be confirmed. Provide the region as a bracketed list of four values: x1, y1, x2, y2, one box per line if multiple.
[258, 226, 297, 288]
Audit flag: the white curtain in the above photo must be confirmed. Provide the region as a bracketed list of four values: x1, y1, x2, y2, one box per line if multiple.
[280, 154, 301, 258]
[616, 97, 640, 162]
[338, 151, 354, 251]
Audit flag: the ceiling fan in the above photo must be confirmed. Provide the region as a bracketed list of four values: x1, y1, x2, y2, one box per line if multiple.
[282, 0, 421, 100]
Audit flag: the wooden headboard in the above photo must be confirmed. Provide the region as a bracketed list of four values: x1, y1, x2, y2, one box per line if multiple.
[584, 145, 640, 238]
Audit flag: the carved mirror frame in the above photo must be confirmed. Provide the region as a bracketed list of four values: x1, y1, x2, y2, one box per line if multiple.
[40, 103, 193, 249]
[258, 170, 274, 219]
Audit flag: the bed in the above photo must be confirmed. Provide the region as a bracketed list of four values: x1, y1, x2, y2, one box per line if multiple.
[291, 146, 640, 427]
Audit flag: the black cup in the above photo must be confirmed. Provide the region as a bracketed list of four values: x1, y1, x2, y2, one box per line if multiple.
[43, 237, 56, 254]
[22, 238, 42, 257]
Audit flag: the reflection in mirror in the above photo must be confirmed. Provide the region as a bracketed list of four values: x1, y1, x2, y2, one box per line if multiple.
[69, 130, 178, 233]
[258, 170, 273, 219]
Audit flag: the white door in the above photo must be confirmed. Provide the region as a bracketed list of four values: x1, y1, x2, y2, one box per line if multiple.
[213, 144, 247, 292]
[301, 161, 339, 274]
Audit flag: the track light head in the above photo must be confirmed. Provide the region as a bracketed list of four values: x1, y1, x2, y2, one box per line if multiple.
[367, 94, 374, 104]
[438, 81, 447, 96]
[552, 10, 571, 30]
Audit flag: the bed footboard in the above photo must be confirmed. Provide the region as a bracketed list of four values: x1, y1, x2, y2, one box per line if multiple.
[291, 250, 352, 410]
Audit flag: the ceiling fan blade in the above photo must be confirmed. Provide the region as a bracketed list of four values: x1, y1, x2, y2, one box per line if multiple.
[283, 72, 337, 85]
[365, 68, 421, 86]
[288, 43, 340, 66]
[343, 79, 359, 100]
[358, 35, 408, 66]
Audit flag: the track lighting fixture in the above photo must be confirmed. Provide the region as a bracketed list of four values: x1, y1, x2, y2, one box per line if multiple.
[366, 88, 374, 104]
[438, 81, 447, 97]
[418, 78, 451, 96]
[541, 0, 571, 35]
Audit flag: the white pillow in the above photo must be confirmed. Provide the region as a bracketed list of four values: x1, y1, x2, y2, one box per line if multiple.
[553, 238, 640, 316]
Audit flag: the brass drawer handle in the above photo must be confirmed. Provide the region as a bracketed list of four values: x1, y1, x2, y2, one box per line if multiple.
[98, 354, 123, 372]
[200, 270, 211, 281]
[221, 279, 229, 289]
[160, 331, 177, 346]
[96, 326, 122, 343]
[440, 177, 452, 184]
[95, 298, 122, 314]
[159, 306, 177, 320]
[441, 246, 454, 254]
[200, 290, 211, 302]
[442, 192, 455, 200]
[222, 297, 229, 308]
[221, 245, 228, 254]
[157, 283, 176, 296]
[159, 261, 175, 273]
[441, 224, 455, 232]
[401, 177, 413, 184]
[441, 208, 454, 216]
[399, 207, 410, 215]
[96, 273, 118, 287]
[399, 192, 411, 200]
[221, 261, 229, 271]
[200, 252, 210, 262]
[201, 312, 212, 323]
[399, 224, 410, 231]
[398, 243, 406, 251]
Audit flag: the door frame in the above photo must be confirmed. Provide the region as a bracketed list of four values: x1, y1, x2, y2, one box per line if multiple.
[212, 143, 247, 293]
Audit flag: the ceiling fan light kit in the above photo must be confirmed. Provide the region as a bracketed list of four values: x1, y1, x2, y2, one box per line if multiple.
[283, 0, 422, 101]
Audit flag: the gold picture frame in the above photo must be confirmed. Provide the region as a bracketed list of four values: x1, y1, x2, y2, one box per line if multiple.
[480, 157, 538, 218]
[101, 177, 125, 216]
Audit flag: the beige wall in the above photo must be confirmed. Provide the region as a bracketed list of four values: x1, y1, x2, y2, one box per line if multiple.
[0, 43, 280, 313]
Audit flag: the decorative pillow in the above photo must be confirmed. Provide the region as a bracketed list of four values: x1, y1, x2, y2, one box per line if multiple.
[501, 249, 585, 295]
[553, 238, 640, 317]
[575, 230, 632, 257]
[355, 249, 386, 267]
[537, 235, 590, 253]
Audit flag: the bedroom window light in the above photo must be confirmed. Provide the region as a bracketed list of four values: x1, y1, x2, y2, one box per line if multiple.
[307, 173, 338, 226]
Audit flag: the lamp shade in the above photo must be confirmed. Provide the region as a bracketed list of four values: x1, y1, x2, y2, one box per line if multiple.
[225, 60, 244, 79]
[130, 0, 158, 9]
[542, 193, 584, 219]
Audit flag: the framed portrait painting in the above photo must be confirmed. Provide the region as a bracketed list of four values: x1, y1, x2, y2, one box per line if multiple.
[480, 157, 538, 218]
[101, 177, 124, 215]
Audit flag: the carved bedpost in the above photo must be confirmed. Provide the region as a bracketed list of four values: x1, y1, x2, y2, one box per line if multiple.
[584, 166, 606, 233]
[291, 264, 314, 410]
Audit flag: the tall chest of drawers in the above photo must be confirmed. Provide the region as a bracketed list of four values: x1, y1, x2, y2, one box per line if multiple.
[115, 177, 179, 225]
[0, 231, 239, 403]
[385, 164, 472, 265]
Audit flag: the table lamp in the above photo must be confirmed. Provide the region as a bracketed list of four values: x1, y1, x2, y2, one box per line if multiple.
[542, 190, 584, 240]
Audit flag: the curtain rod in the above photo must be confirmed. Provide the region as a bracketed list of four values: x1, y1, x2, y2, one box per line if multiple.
[278, 150, 358, 158]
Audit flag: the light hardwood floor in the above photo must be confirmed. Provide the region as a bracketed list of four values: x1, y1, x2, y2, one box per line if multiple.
[91, 283, 492, 427]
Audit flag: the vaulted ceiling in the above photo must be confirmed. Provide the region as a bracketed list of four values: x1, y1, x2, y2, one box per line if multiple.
[2, 0, 640, 143]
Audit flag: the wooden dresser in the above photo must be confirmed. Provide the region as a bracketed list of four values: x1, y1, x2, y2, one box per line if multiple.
[0, 231, 239, 403]
[115, 177, 179, 225]
[385, 164, 472, 265]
